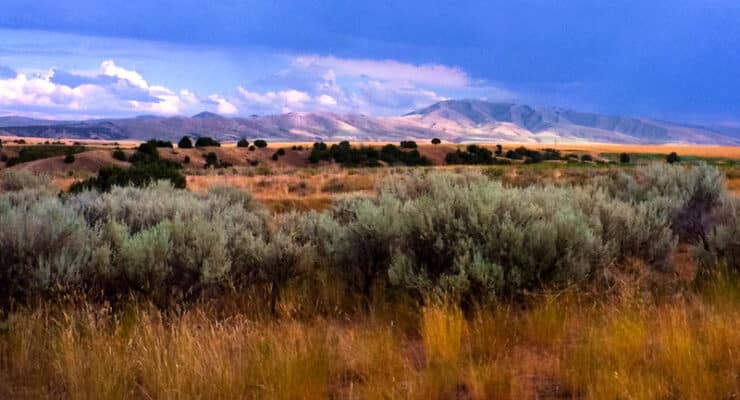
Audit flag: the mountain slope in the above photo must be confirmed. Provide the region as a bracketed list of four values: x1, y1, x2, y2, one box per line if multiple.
[1, 100, 737, 145]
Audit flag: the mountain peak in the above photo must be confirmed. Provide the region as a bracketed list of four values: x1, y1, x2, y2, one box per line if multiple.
[192, 111, 223, 119]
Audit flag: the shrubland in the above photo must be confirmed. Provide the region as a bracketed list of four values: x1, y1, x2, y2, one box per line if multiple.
[0, 163, 731, 309]
[0, 163, 738, 398]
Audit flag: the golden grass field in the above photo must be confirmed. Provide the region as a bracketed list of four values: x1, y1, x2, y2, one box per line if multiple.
[1, 272, 738, 399]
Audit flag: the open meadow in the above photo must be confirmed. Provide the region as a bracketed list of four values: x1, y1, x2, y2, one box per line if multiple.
[1, 138, 739, 399]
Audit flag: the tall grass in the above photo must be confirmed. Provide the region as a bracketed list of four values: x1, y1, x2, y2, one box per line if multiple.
[1, 278, 736, 399]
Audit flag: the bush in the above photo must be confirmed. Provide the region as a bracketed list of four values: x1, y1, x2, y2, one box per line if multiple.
[379, 144, 432, 166]
[178, 136, 193, 149]
[309, 141, 381, 167]
[620, 152, 631, 163]
[195, 137, 221, 147]
[0, 197, 104, 305]
[69, 160, 186, 193]
[64, 154, 75, 164]
[581, 154, 593, 162]
[112, 149, 127, 161]
[149, 140, 173, 148]
[697, 198, 740, 275]
[276, 148, 286, 156]
[505, 149, 522, 160]
[249, 145, 256, 151]
[600, 163, 725, 250]
[5, 145, 85, 166]
[431, 138, 441, 145]
[183, 155, 190, 164]
[204, 152, 219, 168]
[237, 139, 250, 148]
[128, 140, 161, 164]
[0, 154, 7, 162]
[400, 141, 418, 149]
[254, 140, 268, 148]
[667, 152, 680, 164]
[446, 145, 495, 165]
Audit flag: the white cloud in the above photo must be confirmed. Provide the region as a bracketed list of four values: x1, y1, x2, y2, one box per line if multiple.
[294, 55, 470, 88]
[208, 94, 238, 114]
[0, 60, 234, 117]
[100, 60, 149, 89]
[318, 94, 337, 106]
[237, 87, 314, 112]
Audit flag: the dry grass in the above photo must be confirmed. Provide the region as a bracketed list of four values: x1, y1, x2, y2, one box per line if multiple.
[1, 272, 737, 399]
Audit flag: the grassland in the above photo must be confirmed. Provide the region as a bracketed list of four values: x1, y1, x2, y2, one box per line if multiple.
[1, 138, 740, 398]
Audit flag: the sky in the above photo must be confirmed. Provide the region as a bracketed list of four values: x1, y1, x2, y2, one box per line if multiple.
[0, 0, 739, 124]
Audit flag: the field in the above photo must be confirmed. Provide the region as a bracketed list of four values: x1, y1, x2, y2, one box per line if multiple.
[1, 137, 740, 399]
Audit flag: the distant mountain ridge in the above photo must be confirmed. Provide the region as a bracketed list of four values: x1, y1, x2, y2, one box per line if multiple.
[1, 100, 737, 145]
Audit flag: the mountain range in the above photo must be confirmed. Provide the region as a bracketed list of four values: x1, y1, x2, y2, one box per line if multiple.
[1, 100, 738, 145]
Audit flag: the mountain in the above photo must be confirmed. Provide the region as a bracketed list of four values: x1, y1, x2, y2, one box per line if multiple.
[1, 100, 737, 144]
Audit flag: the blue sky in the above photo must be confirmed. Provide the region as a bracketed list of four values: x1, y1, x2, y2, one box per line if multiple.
[0, 1, 739, 124]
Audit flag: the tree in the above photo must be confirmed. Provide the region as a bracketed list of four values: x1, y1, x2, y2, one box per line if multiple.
[183, 155, 190, 164]
[271, 153, 279, 161]
[112, 149, 127, 161]
[204, 152, 219, 168]
[620, 153, 631, 163]
[178, 136, 193, 149]
[431, 138, 441, 145]
[237, 138, 249, 148]
[581, 154, 593, 162]
[276, 148, 286, 156]
[400, 140, 418, 149]
[495, 144, 503, 156]
[248, 145, 256, 151]
[195, 137, 221, 147]
[64, 154, 75, 164]
[667, 152, 680, 164]
[254, 140, 268, 148]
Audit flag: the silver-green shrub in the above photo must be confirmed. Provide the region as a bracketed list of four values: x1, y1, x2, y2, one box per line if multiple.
[0, 197, 104, 303]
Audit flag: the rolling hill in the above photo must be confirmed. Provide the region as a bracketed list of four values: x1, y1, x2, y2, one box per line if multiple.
[1, 100, 737, 145]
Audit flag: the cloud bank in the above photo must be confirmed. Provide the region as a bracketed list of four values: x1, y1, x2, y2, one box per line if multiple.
[0, 56, 515, 118]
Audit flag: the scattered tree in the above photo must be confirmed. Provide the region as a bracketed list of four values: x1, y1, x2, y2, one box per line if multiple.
[431, 138, 441, 145]
[620, 152, 631, 163]
[667, 152, 680, 164]
[178, 136, 193, 149]
[237, 139, 250, 148]
[112, 149, 127, 161]
[195, 137, 221, 147]
[254, 140, 268, 148]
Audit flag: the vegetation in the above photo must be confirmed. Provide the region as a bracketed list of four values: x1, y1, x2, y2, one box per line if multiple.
[178, 136, 193, 149]
[63, 154, 75, 164]
[620, 152, 631, 163]
[431, 138, 441, 144]
[308, 141, 380, 167]
[112, 148, 127, 161]
[400, 140, 418, 149]
[5, 144, 85, 166]
[69, 140, 186, 193]
[379, 144, 432, 166]
[2, 163, 728, 307]
[254, 139, 268, 148]
[195, 137, 221, 147]
[1, 162, 738, 399]
[237, 138, 250, 148]
[446, 144, 496, 164]
[668, 151, 681, 164]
